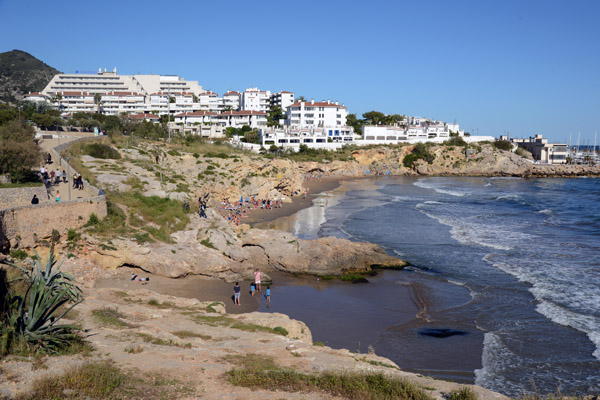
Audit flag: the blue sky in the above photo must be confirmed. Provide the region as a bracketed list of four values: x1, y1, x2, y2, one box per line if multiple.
[1, 0, 599, 143]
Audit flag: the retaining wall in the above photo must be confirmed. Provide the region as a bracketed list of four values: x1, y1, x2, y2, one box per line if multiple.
[0, 186, 52, 209]
[0, 195, 107, 250]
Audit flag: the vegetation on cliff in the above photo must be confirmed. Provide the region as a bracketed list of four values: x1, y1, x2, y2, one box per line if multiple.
[0, 50, 60, 103]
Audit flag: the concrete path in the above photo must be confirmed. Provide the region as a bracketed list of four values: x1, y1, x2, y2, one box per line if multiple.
[37, 130, 98, 202]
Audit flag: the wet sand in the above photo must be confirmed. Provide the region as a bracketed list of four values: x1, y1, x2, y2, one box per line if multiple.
[242, 176, 344, 226]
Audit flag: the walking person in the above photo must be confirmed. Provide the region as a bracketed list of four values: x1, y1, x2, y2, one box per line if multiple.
[62, 169, 67, 183]
[233, 282, 241, 306]
[55, 168, 61, 185]
[55, 190, 61, 202]
[254, 269, 262, 292]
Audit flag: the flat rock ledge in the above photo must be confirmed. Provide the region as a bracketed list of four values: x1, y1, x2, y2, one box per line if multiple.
[88, 210, 406, 282]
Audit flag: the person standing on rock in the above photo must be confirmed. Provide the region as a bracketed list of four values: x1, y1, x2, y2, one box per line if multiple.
[254, 269, 262, 292]
[233, 282, 241, 305]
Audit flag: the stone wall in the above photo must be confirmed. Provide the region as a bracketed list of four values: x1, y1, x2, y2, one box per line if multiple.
[0, 185, 51, 209]
[0, 196, 107, 250]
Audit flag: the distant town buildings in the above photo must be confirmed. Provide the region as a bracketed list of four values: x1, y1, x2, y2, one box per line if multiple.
[507, 134, 568, 164]
[27, 68, 483, 150]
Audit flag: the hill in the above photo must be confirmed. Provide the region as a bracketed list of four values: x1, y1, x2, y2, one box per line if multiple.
[0, 49, 60, 103]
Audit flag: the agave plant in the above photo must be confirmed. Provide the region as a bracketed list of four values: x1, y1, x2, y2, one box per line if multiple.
[2, 246, 83, 353]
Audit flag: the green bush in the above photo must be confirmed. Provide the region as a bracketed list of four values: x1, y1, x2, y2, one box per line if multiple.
[448, 387, 478, 400]
[83, 143, 121, 159]
[9, 249, 28, 260]
[84, 213, 99, 227]
[493, 140, 513, 151]
[403, 143, 435, 169]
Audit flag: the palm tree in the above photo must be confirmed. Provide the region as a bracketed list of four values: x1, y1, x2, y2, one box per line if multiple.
[93, 93, 103, 114]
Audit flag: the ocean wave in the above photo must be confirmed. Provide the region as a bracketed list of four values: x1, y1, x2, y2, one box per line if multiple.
[474, 332, 518, 393]
[538, 209, 553, 215]
[413, 179, 468, 197]
[535, 301, 600, 361]
[417, 210, 514, 250]
[485, 257, 600, 362]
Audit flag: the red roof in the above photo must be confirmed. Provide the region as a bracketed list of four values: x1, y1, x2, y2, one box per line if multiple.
[103, 91, 143, 96]
[215, 110, 267, 116]
[288, 101, 346, 109]
[129, 113, 160, 120]
[151, 91, 193, 96]
[59, 91, 93, 96]
[279, 91, 293, 94]
[200, 91, 217, 96]
[224, 91, 239, 96]
[174, 111, 218, 117]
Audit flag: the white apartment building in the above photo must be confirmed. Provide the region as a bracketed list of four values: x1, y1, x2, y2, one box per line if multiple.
[286, 99, 347, 128]
[173, 111, 218, 125]
[39, 70, 204, 115]
[197, 91, 223, 112]
[270, 91, 294, 110]
[100, 91, 146, 115]
[52, 91, 96, 114]
[222, 91, 240, 110]
[362, 121, 452, 144]
[241, 88, 271, 112]
[23, 92, 50, 103]
[213, 110, 267, 129]
[261, 126, 354, 147]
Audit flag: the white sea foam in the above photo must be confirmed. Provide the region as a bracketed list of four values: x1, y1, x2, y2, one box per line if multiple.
[416, 207, 514, 250]
[475, 332, 517, 392]
[485, 257, 600, 362]
[391, 196, 413, 202]
[413, 179, 468, 197]
[538, 209, 552, 215]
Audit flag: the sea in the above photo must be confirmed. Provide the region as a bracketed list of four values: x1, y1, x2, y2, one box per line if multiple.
[258, 176, 600, 397]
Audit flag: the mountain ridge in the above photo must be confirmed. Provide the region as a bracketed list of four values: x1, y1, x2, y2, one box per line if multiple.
[0, 49, 60, 103]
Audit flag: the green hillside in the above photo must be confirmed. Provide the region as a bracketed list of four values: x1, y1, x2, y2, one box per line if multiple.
[0, 49, 60, 103]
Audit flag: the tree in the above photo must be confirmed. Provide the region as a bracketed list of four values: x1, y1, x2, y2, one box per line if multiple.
[243, 129, 260, 144]
[362, 111, 386, 125]
[0, 120, 41, 182]
[385, 114, 404, 125]
[93, 93, 103, 114]
[267, 105, 284, 127]
[297, 96, 306, 102]
[346, 113, 363, 135]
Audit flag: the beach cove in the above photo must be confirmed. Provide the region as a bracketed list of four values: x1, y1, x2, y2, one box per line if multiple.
[248, 176, 600, 397]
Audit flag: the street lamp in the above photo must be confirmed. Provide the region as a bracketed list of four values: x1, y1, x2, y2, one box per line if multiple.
[65, 157, 71, 201]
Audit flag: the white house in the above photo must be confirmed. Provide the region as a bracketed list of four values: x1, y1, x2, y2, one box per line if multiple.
[198, 91, 222, 112]
[222, 91, 240, 111]
[270, 91, 294, 111]
[213, 110, 267, 129]
[100, 91, 146, 115]
[173, 110, 218, 125]
[241, 88, 271, 112]
[285, 99, 347, 128]
[23, 92, 50, 104]
[260, 126, 354, 150]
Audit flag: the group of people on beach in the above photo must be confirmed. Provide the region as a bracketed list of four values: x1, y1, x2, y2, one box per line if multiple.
[233, 269, 270, 306]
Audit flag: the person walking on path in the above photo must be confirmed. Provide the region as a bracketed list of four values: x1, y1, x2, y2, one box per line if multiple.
[62, 170, 67, 183]
[254, 269, 262, 292]
[233, 282, 241, 305]
[55, 190, 61, 202]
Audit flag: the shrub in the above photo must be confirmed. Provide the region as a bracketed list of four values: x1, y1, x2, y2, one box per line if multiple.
[403, 143, 435, 169]
[493, 140, 513, 151]
[9, 249, 28, 260]
[84, 213, 99, 227]
[83, 143, 121, 159]
[448, 387, 478, 400]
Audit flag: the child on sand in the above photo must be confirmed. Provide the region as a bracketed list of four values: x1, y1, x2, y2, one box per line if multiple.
[251, 283, 255, 296]
[234, 282, 241, 305]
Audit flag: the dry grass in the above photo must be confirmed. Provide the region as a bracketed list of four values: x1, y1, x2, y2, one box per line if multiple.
[225, 354, 433, 400]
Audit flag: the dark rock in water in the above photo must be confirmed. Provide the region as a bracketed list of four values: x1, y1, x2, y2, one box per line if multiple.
[418, 328, 469, 338]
